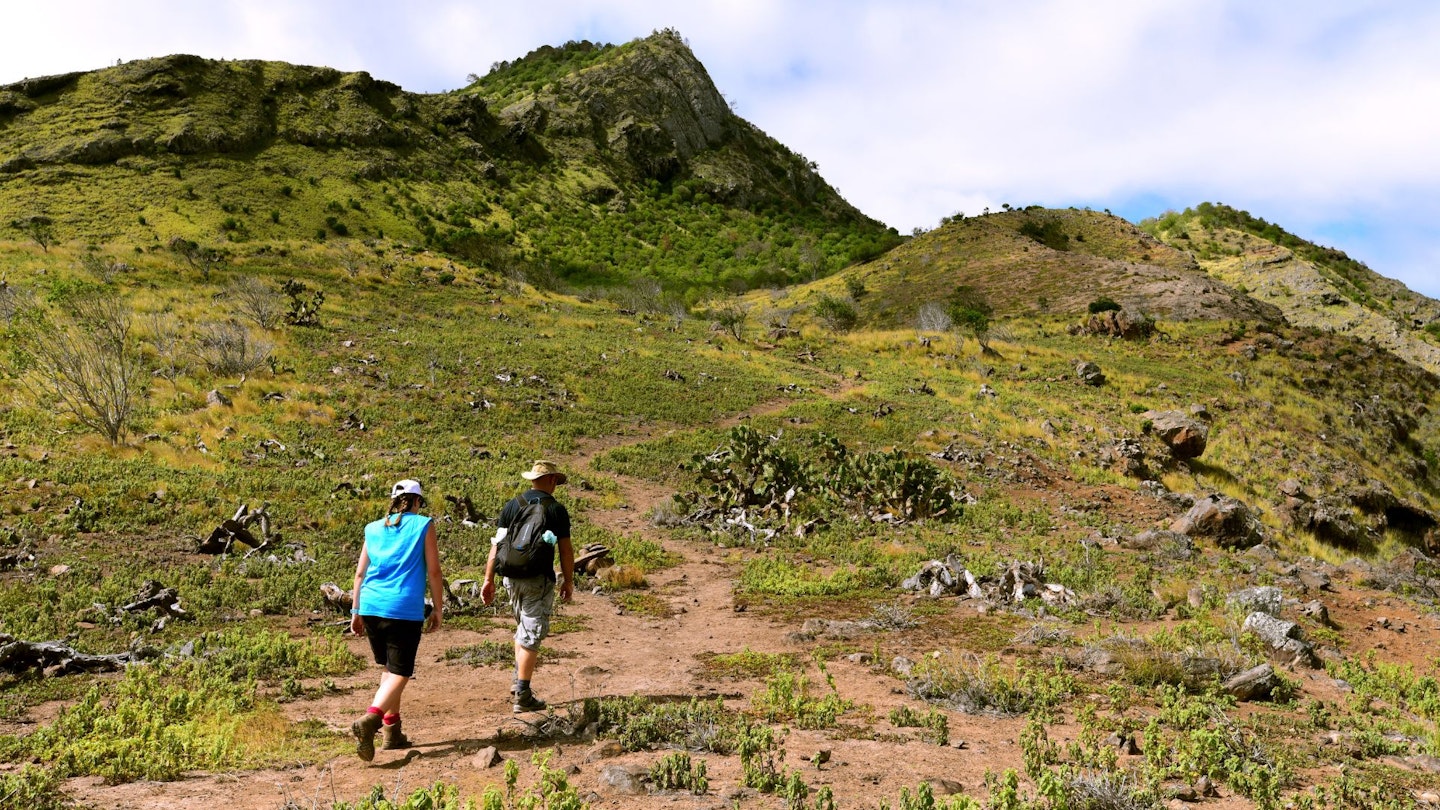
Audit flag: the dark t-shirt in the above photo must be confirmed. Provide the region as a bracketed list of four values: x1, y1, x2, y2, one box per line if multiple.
[496, 489, 571, 581]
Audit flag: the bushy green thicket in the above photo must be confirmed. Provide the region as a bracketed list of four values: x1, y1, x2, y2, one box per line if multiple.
[475, 39, 623, 103]
[684, 425, 961, 528]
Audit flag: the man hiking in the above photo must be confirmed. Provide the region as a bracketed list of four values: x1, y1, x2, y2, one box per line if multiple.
[482, 460, 575, 712]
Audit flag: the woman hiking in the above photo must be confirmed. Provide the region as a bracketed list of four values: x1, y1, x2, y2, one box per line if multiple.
[349, 479, 443, 761]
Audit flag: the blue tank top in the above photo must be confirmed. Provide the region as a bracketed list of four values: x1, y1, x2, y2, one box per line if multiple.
[359, 513, 432, 621]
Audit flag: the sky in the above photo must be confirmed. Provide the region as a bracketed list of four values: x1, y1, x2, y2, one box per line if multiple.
[4, 1, 1438, 297]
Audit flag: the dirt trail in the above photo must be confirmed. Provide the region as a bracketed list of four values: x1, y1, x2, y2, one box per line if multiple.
[56, 388, 1440, 809]
[60, 398, 874, 809]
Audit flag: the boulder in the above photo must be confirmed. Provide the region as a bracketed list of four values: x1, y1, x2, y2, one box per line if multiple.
[1298, 600, 1336, 628]
[598, 764, 647, 796]
[1141, 411, 1209, 460]
[1242, 612, 1300, 646]
[1171, 495, 1264, 549]
[927, 778, 965, 796]
[471, 746, 502, 768]
[1098, 438, 1147, 478]
[1081, 310, 1154, 340]
[584, 740, 624, 762]
[1243, 612, 1320, 668]
[1227, 586, 1283, 616]
[1075, 361, 1105, 386]
[1223, 663, 1280, 701]
[1120, 530, 1192, 553]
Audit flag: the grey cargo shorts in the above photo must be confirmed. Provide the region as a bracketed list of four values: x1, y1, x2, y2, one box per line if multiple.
[504, 575, 555, 650]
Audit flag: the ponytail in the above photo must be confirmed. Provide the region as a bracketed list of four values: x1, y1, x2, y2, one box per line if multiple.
[384, 493, 422, 527]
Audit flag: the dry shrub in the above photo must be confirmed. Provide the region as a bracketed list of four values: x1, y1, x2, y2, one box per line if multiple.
[599, 565, 647, 590]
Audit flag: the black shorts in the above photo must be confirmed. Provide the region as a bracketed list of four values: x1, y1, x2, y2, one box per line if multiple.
[361, 615, 424, 678]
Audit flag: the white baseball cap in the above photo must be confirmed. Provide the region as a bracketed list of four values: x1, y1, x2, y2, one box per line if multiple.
[390, 479, 424, 503]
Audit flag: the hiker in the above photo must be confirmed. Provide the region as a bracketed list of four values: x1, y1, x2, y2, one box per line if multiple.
[482, 460, 575, 712]
[349, 479, 443, 761]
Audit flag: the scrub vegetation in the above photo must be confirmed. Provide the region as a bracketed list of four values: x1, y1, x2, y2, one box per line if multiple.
[1, 27, 1439, 810]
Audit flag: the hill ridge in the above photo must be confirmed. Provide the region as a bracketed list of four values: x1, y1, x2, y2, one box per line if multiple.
[0, 30, 896, 294]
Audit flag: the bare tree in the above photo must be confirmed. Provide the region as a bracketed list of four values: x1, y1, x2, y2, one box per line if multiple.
[146, 311, 186, 382]
[710, 304, 748, 341]
[916, 302, 952, 333]
[0, 279, 36, 327]
[226, 276, 285, 329]
[193, 320, 273, 376]
[335, 240, 367, 278]
[21, 295, 147, 444]
[77, 252, 130, 283]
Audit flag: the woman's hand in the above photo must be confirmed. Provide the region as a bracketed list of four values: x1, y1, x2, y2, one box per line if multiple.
[350, 613, 365, 635]
[426, 608, 442, 633]
[481, 579, 495, 606]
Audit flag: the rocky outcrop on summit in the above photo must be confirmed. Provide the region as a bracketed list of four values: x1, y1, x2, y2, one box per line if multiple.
[512, 32, 843, 210]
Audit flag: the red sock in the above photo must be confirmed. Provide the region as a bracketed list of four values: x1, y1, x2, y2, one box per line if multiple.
[383, 713, 399, 726]
[367, 706, 383, 716]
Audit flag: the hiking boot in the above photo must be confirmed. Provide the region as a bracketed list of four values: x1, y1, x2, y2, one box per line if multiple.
[351, 712, 383, 761]
[381, 718, 411, 750]
[513, 688, 547, 713]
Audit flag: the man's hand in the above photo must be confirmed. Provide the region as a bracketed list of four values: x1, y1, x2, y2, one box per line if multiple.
[425, 608, 442, 633]
[481, 579, 495, 606]
[350, 614, 365, 636]
[559, 577, 574, 603]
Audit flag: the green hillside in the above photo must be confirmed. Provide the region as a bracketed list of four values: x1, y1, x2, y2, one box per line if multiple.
[1142, 202, 1440, 374]
[757, 207, 1283, 331]
[1, 34, 1440, 810]
[0, 30, 897, 296]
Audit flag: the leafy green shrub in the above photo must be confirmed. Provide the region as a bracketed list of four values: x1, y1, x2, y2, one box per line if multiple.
[1141, 685, 1291, 804]
[650, 751, 708, 794]
[187, 627, 363, 681]
[1088, 297, 1122, 314]
[1017, 217, 1070, 251]
[608, 532, 681, 571]
[1327, 654, 1440, 723]
[752, 669, 852, 729]
[595, 696, 733, 752]
[889, 705, 949, 745]
[946, 285, 993, 349]
[813, 294, 858, 333]
[0, 628, 358, 783]
[329, 783, 476, 810]
[737, 556, 864, 598]
[0, 766, 70, 810]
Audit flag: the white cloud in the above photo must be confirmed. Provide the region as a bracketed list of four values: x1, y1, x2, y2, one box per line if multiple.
[1, 0, 1437, 295]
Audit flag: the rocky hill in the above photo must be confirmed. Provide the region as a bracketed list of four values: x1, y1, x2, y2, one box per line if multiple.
[1143, 203, 1440, 375]
[757, 207, 1283, 329]
[0, 30, 896, 292]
